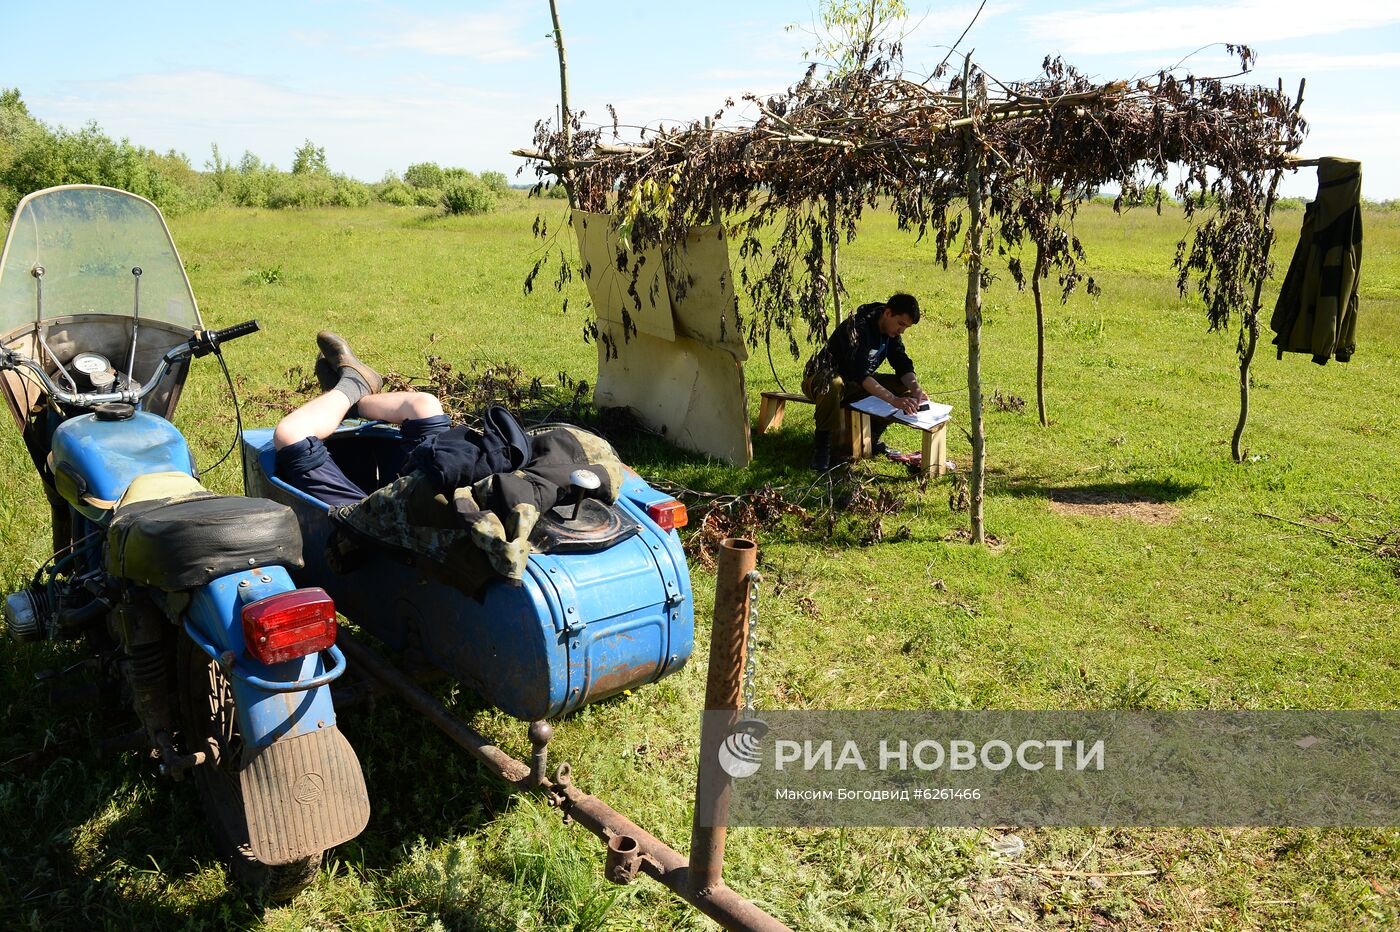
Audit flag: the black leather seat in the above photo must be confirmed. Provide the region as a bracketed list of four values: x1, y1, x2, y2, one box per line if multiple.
[106, 493, 304, 589]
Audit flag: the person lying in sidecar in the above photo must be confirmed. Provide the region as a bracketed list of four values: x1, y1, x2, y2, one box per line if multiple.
[272, 332, 625, 592]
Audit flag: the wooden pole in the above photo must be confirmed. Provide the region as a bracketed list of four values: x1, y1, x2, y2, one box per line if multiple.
[827, 191, 843, 322]
[1232, 78, 1304, 463]
[1032, 240, 1047, 428]
[547, 0, 578, 209]
[962, 57, 987, 545]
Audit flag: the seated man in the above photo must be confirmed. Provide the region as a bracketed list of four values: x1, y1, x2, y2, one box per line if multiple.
[800, 292, 929, 470]
[273, 332, 451, 506]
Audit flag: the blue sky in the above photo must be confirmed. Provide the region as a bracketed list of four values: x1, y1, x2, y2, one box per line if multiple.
[7, 1, 1399, 197]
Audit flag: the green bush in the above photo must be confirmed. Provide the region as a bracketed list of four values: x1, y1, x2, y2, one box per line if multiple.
[440, 174, 497, 215]
[330, 177, 372, 207]
[267, 172, 333, 208]
[1, 87, 516, 218]
[404, 161, 445, 189]
[376, 179, 416, 206]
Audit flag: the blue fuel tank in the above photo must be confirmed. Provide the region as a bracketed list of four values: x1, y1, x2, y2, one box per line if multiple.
[50, 411, 195, 516]
[241, 425, 694, 721]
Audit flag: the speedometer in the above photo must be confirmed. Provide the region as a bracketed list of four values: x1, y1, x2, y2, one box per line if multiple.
[72, 353, 110, 374]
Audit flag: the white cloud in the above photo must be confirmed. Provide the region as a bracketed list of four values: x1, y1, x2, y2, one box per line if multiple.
[373, 10, 547, 62]
[32, 70, 538, 179]
[1256, 51, 1400, 72]
[1024, 0, 1400, 55]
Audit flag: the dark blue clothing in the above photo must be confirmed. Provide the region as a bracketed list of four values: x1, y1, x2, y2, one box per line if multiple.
[406, 405, 531, 494]
[275, 414, 452, 507]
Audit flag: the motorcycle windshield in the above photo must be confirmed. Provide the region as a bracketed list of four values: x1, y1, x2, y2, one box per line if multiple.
[0, 185, 202, 340]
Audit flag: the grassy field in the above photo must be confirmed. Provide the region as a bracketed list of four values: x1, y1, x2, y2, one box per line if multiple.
[1, 194, 1397, 930]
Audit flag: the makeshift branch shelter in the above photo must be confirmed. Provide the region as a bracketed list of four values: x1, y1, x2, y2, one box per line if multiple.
[517, 42, 1307, 543]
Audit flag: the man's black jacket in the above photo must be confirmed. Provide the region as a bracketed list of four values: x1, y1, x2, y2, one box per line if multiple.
[803, 302, 915, 396]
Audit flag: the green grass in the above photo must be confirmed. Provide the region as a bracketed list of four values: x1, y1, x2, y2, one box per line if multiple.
[1, 194, 1397, 929]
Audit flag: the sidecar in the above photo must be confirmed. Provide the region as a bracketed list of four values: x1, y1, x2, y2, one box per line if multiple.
[241, 421, 694, 721]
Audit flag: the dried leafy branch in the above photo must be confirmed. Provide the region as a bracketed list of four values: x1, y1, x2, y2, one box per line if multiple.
[522, 44, 1300, 342]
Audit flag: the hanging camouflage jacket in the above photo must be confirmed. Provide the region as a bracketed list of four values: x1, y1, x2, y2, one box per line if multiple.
[1270, 157, 1363, 364]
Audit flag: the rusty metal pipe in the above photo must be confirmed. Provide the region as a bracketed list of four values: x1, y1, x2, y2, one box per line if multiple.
[337, 631, 791, 932]
[338, 634, 532, 784]
[604, 833, 640, 883]
[690, 537, 757, 895]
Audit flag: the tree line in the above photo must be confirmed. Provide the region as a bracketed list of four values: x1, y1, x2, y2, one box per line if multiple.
[0, 88, 524, 218]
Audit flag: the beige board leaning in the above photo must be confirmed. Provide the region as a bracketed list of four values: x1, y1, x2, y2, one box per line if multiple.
[574, 210, 752, 466]
[665, 223, 748, 361]
[573, 211, 675, 342]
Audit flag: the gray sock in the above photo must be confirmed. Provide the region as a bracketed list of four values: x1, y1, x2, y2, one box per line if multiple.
[335, 368, 372, 406]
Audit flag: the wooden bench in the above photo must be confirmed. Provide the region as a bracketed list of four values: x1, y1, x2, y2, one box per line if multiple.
[847, 409, 949, 478]
[758, 390, 949, 477]
[757, 391, 811, 433]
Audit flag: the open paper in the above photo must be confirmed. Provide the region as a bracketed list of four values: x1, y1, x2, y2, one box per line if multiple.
[849, 395, 952, 430]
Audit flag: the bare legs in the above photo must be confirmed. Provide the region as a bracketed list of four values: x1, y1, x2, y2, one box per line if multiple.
[273, 390, 444, 450]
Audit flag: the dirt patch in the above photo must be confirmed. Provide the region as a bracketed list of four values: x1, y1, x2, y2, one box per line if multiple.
[1048, 489, 1181, 524]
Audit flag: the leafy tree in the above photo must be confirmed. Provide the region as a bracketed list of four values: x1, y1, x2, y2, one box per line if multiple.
[291, 139, 328, 175]
[0, 87, 29, 116]
[794, 0, 907, 75]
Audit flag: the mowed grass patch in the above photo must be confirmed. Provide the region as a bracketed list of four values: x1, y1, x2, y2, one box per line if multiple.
[0, 196, 1397, 929]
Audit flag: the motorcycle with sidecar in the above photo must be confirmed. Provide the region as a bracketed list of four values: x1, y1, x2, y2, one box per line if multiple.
[0, 185, 368, 900]
[1, 182, 699, 906]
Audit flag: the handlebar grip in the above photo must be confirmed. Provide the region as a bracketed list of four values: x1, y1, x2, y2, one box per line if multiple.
[212, 319, 260, 344]
[191, 319, 260, 357]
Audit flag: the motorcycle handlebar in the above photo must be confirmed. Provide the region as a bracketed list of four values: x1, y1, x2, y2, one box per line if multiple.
[0, 319, 261, 407]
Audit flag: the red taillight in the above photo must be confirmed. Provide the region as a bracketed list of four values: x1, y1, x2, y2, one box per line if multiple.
[241, 587, 337, 664]
[646, 499, 688, 531]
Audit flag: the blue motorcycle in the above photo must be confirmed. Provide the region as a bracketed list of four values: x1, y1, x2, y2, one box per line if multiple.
[0, 185, 367, 900]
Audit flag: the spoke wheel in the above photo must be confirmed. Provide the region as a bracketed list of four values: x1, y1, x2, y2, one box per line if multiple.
[178, 634, 321, 902]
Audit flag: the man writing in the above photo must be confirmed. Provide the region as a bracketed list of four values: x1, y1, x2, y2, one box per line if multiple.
[801, 292, 927, 471]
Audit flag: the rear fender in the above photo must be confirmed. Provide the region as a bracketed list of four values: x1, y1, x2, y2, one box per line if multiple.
[185, 566, 340, 749]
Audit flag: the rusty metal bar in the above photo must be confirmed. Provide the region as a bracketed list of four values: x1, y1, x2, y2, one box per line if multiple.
[337, 630, 791, 932]
[690, 537, 757, 894]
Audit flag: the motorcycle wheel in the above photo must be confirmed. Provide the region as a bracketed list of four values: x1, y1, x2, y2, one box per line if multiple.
[177, 633, 321, 902]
